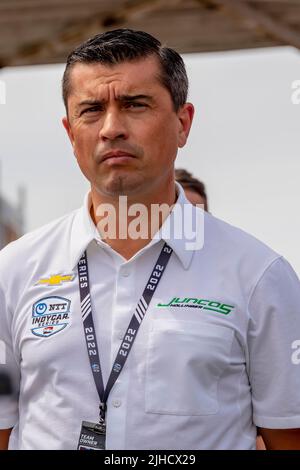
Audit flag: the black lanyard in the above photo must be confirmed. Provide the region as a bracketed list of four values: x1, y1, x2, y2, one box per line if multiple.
[78, 242, 173, 425]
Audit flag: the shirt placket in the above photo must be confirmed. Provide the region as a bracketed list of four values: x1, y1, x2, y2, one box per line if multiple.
[106, 258, 137, 450]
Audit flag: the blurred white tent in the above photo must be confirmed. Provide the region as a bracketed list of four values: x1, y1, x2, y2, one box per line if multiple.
[0, 0, 300, 67]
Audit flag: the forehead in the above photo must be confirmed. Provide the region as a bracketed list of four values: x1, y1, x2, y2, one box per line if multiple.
[68, 56, 165, 100]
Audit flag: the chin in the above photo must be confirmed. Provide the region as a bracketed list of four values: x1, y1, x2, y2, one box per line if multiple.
[98, 175, 145, 197]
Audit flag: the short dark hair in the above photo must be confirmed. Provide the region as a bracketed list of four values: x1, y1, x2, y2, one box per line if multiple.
[62, 29, 188, 112]
[175, 168, 209, 211]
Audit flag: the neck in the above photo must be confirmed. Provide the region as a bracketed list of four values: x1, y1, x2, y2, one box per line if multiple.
[90, 184, 177, 260]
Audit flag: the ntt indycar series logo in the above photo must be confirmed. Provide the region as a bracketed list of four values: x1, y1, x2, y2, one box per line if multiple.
[31, 296, 71, 338]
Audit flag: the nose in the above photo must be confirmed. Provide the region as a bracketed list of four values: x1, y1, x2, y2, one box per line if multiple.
[99, 109, 128, 142]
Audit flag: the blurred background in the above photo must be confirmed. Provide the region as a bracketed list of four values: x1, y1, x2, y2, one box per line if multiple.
[0, 0, 300, 273]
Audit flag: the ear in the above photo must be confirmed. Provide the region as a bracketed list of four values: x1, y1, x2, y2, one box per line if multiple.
[62, 116, 75, 148]
[177, 103, 194, 148]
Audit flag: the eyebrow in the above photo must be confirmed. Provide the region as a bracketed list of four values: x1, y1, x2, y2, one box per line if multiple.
[118, 94, 153, 103]
[77, 94, 153, 108]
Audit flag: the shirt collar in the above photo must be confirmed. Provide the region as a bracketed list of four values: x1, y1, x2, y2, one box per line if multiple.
[152, 183, 199, 270]
[69, 192, 98, 271]
[69, 182, 201, 271]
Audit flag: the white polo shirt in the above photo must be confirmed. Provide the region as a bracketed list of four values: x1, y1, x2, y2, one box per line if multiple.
[1, 184, 300, 450]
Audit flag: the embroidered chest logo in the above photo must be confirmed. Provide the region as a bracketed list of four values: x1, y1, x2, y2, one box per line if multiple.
[157, 297, 235, 315]
[35, 274, 75, 287]
[31, 296, 71, 338]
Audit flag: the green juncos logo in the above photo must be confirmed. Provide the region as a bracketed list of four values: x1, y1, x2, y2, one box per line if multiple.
[157, 297, 235, 315]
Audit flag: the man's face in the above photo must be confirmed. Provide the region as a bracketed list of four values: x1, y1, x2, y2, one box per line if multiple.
[63, 56, 194, 198]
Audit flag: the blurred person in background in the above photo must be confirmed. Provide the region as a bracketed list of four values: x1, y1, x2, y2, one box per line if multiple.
[175, 168, 208, 210]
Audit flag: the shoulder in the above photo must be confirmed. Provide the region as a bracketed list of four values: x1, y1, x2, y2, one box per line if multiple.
[196, 210, 284, 294]
[0, 210, 78, 282]
[204, 211, 280, 262]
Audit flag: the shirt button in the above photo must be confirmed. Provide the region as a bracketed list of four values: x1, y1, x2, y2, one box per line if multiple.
[121, 270, 130, 277]
[112, 399, 121, 408]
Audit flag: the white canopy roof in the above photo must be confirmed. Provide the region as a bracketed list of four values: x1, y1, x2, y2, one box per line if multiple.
[1, 0, 300, 67]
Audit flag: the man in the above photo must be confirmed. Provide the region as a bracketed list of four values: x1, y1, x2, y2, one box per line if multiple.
[175, 168, 209, 210]
[1, 29, 300, 450]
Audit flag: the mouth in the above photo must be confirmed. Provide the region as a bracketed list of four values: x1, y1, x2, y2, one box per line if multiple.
[101, 151, 136, 163]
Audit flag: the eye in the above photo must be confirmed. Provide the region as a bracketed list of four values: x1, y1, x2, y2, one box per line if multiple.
[81, 106, 102, 115]
[125, 102, 147, 109]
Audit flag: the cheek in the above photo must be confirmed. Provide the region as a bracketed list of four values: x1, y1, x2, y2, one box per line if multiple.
[73, 128, 96, 158]
[143, 119, 179, 154]
[156, 125, 179, 158]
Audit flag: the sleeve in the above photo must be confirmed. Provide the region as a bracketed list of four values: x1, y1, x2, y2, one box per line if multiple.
[247, 256, 300, 429]
[0, 281, 20, 429]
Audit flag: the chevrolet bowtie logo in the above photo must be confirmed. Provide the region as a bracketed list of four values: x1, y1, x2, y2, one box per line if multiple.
[35, 274, 75, 286]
